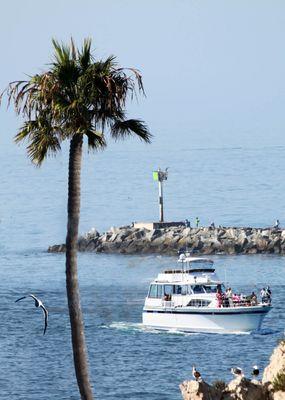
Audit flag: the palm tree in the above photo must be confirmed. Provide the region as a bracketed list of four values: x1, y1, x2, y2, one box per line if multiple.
[2, 38, 151, 399]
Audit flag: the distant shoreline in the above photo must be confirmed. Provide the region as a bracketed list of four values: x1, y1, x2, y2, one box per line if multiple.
[48, 225, 285, 255]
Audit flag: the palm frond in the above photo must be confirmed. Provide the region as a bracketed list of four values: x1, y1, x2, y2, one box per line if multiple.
[79, 38, 92, 71]
[15, 115, 62, 164]
[51, 39, 80, 87]
[52, 39, 71, 65]
[27, 129, 61, 166]
[85, 130, 106, 150]
[70, 37, 77, 60]
[14, 120, 38, 143]
[111, 119, 151, 143]
[117, 67, 145, 96]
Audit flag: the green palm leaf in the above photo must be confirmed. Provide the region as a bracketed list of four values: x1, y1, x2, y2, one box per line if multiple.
[111, 119, 152, 142]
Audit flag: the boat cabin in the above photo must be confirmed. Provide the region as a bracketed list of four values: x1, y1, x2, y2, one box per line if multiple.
[145, 255, 223, 308]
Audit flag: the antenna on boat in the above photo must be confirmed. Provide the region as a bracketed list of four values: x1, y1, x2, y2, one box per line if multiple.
[178, 253, 186, 281]
[224, 264, 228, 288]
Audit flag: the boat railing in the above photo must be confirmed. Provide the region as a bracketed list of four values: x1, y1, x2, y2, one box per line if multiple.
[220, 299, 271, 308]
[186, 299, 271, 309]
[162, 300, 175, 308]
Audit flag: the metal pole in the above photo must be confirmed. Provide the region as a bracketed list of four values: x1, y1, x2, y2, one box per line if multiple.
[159, 178, 164, 222]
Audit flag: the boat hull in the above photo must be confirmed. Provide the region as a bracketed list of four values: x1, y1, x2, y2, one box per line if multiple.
[142, 306, 271, 334]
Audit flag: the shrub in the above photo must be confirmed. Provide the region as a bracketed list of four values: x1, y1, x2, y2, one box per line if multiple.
[212, 380, 226, 391]
[272, 371, 285, 392]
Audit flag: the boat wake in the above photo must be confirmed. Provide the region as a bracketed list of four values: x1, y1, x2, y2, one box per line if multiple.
[101, 322, 278, 336]
[102, 321, 200, 336]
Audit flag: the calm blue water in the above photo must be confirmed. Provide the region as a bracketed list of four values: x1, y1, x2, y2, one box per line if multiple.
[1, 139, 285, 399]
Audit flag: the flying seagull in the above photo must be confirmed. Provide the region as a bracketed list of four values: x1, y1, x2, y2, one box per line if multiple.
[15, 294, 48, 335]
[231, 367, 243, 377]
[252, 365, 259, 377]
[192, 365, 202, 382]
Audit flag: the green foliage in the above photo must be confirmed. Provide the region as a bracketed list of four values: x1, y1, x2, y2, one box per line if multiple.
[272, 371, 285, 392]
[212, 380, 226, 392]
[2, 38, 151, 165]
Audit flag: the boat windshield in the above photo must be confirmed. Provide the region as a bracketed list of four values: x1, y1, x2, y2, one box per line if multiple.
[192, 285, 218, 294]
[203, 285, 218, 293]
[192, 285, 205, 294]
[148, 283, 225, 297]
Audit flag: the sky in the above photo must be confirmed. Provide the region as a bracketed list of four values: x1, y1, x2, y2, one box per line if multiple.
[1, 0, 285, 149]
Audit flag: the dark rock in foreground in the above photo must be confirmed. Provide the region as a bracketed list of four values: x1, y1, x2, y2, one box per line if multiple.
[48, 225, 285, 255]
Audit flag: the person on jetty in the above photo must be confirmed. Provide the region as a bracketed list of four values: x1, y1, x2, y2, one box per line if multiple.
[210, 221, 215, 229]
[274, 219, 280, 229]
[195, 217, 200, 227]
[184, 219, 191, 228]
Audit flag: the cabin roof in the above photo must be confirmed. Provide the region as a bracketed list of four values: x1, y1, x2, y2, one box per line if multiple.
[178, 256, 214, 264]
[163, 268, 215, 274]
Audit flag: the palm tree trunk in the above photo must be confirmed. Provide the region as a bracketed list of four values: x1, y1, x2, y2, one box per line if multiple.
[66, 134, 94, 400]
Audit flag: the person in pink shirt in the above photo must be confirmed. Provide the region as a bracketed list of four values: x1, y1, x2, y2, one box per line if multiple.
[232, 293, 241, 305]
[216, 288, 223, 308]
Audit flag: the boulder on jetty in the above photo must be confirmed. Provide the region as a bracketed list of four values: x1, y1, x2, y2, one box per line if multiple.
[180, 377, 267, 400]
[48, 224, 285, 255]
[180, 380, 222, 399]
[180, 340, 285, 400]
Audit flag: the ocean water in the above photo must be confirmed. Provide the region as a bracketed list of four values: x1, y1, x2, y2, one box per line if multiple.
[0, 138, 285, 399]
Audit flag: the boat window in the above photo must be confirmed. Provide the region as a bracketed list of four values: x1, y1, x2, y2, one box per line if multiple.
[164, 285, 173, 296]
[157, 285, 163, 298]
[173, 285, 182, 294]
[192, 285, 205, 294]
[181, 285, 188, 295]
[148, 285, 164, 298]
[187, 285, 193, 294]
[203, 285, 217, 293]
[148, 285, 157, 298]
[172, 285, 188, 295]
[188, 299, 211, 307]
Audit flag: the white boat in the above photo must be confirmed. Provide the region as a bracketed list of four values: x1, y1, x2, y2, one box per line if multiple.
[142, 254, 272, 334]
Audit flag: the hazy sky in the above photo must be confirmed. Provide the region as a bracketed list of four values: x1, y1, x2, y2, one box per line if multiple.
[1, 0, 285, 148]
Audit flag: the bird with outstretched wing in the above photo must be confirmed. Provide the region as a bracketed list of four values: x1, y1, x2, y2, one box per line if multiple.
[15, 294, 48, 335]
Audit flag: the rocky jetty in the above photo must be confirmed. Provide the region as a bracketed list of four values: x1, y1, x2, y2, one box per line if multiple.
[48, 225, 285, 255]
[180, 340, 285, 400]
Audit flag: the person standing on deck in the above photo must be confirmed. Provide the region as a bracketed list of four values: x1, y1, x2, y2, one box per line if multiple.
[195, 217, 200, 227]
[260, 288, 266, 303]
[265, 286, 272, 304]
[216, 288, 223, 308]
[226, 287, 233, 307]
[250, 292, 258, 306]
